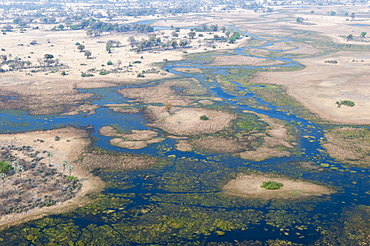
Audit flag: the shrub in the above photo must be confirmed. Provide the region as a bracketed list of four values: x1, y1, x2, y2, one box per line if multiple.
[67, 176, 78, 181]
[336, 100, 355, 107]
[260, 181, 283, 190]
[133, 61, 142, 64]
[107, 60, 113, 65]
[200, 115, 209, 120]
[99, 70, 108, 75]
[0, 161, 11, 173]
[81, 72, 94, 77]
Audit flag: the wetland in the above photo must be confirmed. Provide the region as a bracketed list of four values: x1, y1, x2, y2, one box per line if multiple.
[0, 2, 370, 245]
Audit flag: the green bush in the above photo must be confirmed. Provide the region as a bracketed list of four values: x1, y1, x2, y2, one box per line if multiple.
[107, 60, 113, 65]
[99, 70, 108, 75]
[260, 181, 283, 190]
[0, 161, 12, 173]
[200, 115, 209, 120]
[67, 176, 78, 181]
[133, 61, 142, 64]
[336, 100, 355, 107]
[81, 72, 94, 77]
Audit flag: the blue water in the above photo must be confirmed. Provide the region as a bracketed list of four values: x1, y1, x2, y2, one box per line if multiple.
[349, 23, 370, 26]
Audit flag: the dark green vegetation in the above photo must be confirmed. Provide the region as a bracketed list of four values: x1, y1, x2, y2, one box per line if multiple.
[0, 161, 11, 173]
[260, 181, 284, 190]
[336, 100, 355, 107]
[200, 115, 209, 120]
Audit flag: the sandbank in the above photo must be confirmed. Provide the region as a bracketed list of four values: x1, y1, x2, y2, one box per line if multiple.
[223, 174, 334, 199]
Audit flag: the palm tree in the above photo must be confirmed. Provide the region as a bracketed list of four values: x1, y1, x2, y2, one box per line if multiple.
[62, 161, 68, 172]
[67, 165, 74, 176]
[12, 161, 18, 169]
[47, 152, 53, 167]
[14, 165, 24, 181]
[1, 173, 6, 196]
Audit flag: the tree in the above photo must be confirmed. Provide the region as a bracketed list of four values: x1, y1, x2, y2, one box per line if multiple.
[296, 17, 304, 24]
[351, 13, 355, 19]
[67, 165, 74, 176]
[77, 44, 85, 52]
[47, 152, 53, 167]
[0, 55, 7, 63]
[116, 59, 122, 69]
[171, 40, 178, 49]
[84, 50, 92, 59]
[260, 181, 283, 190]
[1, 173, 6, 196]
[15, 165, 24, 181]
[106, 43, 112, 53]
[361, 32, 367, 37]
[228, 36, 236, 43]
[44, 54, 54, 60]
[346, 34, 353, 41]
[188, 31, 196, 39]
[179, 39, 188, 48]
[62, 161, 68, 172]
[58, 24, 64, 30]
[164, 102, 173, 114]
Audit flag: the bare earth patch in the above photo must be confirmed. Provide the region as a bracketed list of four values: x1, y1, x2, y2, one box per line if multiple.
[104, 104, 141, 114]
[62, 104, 99, 116]
[145, 106, 236, 136]
[99, 126, 164, 149]
[223, 174, 334, 200]
[172, 68, 203, 73]
[119, 78, 207, 106]
[252, 51, 370, 124]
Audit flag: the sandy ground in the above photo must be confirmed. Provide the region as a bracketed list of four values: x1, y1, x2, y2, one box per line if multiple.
[223, 174, 334, 199]
[146, 106, 236, 136]
[0, 127, 104, 230]
[99, 126, 165, 149]
[252, 51, 370, 124]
